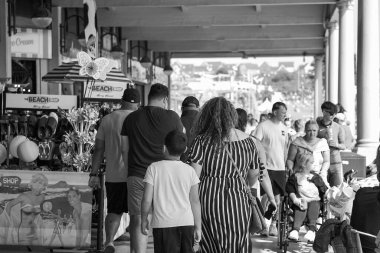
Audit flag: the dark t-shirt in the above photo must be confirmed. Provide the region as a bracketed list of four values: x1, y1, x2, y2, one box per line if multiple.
[121, 106, 183, 178]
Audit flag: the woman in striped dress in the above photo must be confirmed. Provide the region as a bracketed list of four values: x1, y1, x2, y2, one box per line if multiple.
[189, 97, 266, 253]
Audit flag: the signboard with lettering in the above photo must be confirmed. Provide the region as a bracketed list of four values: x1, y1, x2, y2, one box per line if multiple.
[84, 80, 126, 100]
[5, 94, 77, 110]
[11, 28, 52, 59]
[0, 170, 92, 248]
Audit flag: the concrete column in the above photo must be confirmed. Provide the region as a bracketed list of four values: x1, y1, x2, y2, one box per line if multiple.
[121, 39, 129, 78]
[327, 21, 339, 103]
[324, 36, 329, 101]
[0, 0, 11, 80]
[356, 0, 380, 161]
[47, 7, 62, 95]
[0, 1, 11, 115]
[314, 56, 323, 118]
[338, 0, 356, 134]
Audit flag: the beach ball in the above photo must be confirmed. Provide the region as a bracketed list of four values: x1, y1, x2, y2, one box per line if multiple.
[0, 144, 6, 164]
[17, 140, 39, 162]
[9, 135, 27, 158]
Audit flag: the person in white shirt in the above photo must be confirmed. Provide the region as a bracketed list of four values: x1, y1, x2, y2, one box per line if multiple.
[254, 102, 290, 236]
[141, 130, 201, 253]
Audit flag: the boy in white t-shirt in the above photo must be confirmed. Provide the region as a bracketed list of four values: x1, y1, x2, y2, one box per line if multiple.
[141, 130, 201, 253]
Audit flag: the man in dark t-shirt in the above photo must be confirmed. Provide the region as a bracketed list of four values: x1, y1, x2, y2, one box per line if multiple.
[121, 83, 183, 253]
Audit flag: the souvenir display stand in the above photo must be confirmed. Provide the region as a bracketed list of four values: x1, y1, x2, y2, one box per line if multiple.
[39, 60, 134, 251]
[0, 92, 107, 252]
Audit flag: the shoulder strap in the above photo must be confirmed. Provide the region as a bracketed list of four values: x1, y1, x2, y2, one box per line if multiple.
[224, 144, 255, 202]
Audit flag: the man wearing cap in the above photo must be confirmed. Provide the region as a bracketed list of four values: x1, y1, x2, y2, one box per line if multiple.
[180, 96, 200, 162]
[121, 83, 184, 253]
[89, 87, 141, 253]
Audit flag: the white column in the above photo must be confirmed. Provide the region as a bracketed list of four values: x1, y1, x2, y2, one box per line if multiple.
[0, 1, 11, 115]
[0, 1, 11, 80]
[338, 0, 356, 134]
[121, 39, 129, 79]
[356, 0, 380, 161]
[324, 36, 329, 101]
[314, 56, 323, 118]
[328, 21, 339, 103]
[47, 7, 62, 95]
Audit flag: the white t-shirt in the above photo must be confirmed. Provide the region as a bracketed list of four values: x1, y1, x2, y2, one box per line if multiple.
[96, 110, 133, 182]
[144, 160, 200, 228]
[254, 120, 288, 171]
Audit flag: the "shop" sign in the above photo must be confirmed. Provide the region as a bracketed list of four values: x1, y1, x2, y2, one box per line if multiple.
[6, 94, 77, 110]
[0, 176, 21, 187]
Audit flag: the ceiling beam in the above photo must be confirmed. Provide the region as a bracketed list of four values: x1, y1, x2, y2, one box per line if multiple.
[122, 25, 324, 41]
[98, 5, 324, 27]
[172, 50, 324, 58]
[53, 0, 336, 8]
[148, 39, 323, 52]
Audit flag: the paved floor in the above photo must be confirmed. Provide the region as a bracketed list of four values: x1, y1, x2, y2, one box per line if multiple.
[0, 232, 321, 253]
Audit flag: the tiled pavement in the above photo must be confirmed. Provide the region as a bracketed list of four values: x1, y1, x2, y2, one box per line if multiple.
[0, 231, 320, 253]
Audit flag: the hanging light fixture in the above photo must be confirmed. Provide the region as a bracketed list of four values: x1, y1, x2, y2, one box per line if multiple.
[140, 55, 152, 69]
[77, 31, 87, 48]
[163, 64, 173, 76]
[32, 0, 52, 28]
[110, 45, 124, 59]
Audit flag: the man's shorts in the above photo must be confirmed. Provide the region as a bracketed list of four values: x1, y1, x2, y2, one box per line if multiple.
[267, 170, 286, 196]
[126, 176, 145, 216]
[105, 182, 128, 214]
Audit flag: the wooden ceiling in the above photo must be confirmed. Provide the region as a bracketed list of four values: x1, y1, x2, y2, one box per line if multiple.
[52, 0, 336, 57]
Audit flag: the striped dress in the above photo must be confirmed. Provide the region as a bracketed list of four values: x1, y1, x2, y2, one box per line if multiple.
[189, 134, 260, 253]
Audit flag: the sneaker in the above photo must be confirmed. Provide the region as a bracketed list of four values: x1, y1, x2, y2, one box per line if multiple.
[104, 244, 115, 253]
[288, 230, 299, 241]
[269, 223, 278, 236]
[304, 230, 316, 242]
[260, 227, 269, 237]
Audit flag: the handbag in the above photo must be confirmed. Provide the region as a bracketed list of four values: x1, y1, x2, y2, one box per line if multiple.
[224, 144, 267, 234]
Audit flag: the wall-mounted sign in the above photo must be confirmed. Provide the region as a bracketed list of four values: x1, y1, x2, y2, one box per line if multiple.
[0, 170, 92, 248]
[11, 28, 52, 59]
[84, 81, 126, 100]
[5, 94, 77, 110]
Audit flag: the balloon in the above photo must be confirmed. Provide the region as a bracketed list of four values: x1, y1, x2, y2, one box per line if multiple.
[9, 135, 27, 158]
[17, 140, 39, 162]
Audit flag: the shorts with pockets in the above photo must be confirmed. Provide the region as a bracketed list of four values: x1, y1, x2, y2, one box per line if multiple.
[126, 176, 145, 215]
[105, 182, 128, 214]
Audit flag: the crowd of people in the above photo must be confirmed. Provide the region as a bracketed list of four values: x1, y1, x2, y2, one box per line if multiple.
[88, 83, 361, 253]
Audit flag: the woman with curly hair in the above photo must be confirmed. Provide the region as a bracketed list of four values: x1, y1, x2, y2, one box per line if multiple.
[188, 97, 275, 253]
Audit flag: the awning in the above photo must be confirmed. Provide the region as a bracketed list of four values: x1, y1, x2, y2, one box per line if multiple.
[42, 61, 132, 83]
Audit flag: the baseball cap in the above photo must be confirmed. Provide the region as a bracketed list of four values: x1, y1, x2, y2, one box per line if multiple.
[122, 88, 141, 103]
[182, 96, 199, 108]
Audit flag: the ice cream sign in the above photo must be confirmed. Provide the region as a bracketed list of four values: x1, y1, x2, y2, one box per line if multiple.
[84, 81, 126, 99]
[6, 94, 77, 110]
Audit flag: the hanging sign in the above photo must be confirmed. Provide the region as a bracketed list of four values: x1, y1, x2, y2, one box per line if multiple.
[5, 94, 77, 110]
[11, 28, 52, 59]
[84, 80, 126, 99]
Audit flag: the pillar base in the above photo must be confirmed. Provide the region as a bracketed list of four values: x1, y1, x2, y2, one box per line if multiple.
[354, 140, 379, 164]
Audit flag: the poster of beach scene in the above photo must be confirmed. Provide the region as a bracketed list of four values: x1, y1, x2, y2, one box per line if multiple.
[0, 170, 92, 248]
